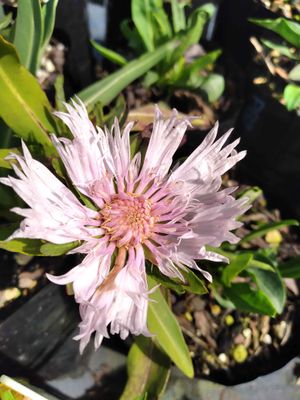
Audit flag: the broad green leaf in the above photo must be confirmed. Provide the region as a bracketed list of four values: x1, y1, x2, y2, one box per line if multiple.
[91, 40, 127, 66]
[0, 238, 43, 255]
[2, 391, 15, 400]
[0, 36, 56, 153]
[223, 283, 276, 316]
[40, 241, 80, 256]
[199, 72, 225, 102]
[13, 0, 43, 74]
[0, 13, 12, 31]
[0, 148, 20, 169]
[171, 0, 187, 33]
[240, 219, 298, 243]
[250, 18, 300, 48]
[248, 267, 286, 314]
[261, 39, 299, 60]
[120, 336, 170, 400]
[222, 253, 253, 287]
[288, 64, 300, 81]
[77, 40, 176, 108]
[284, 83, 300, 110]
[278, 256, 300, 278]
[147, 275, 194, 378]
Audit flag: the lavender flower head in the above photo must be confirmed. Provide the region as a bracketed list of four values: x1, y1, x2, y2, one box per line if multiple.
[0, 101, 248, 352]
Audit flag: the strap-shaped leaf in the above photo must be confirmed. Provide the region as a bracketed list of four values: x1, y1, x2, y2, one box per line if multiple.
[147, 276, 194, 378]
[240, 219, 299, 243]
[77, 40, 176, 108]
[13, 0, 43, 74]
[0, 36, 55, 154]
[120, 336, 170, 400]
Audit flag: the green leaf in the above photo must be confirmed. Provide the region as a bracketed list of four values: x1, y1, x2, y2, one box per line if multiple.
[185, 49, 222, 76]
[284, 83, 300, 110]
[0, 148, 20, 169]
[288, 64, 300, 81]
[0, 238, 43, 255]
[0, 13, 12, 31]
[0, 36, 56, 154]
[250, 17, 300, 48]
[240, 219, 299, 243]
[237, 186, 262, 204]
[39, 0, 58, 63]
[91, 40, 127, 66]
[171, 0, 187, 33]
[147, 264, 207, 295]
[222, 253, 253, 287]
[54, 74, 66, 112]
[170, 4, 215, 67]
[120, 336, 170, 400]
[40, 241, 80, 256]
[199, 72, 225, 102]
[248, 267, 286, 314]
[278, 256, 300, 278]
[2, 391, 16, 400]
[131, 0, 162, 51]
[147, 275, 194, 378]
[223, 283, 276, 316]
[77, 40, 176, 108]
[13, 0, 43, 74]
[261, 38, 299, 60]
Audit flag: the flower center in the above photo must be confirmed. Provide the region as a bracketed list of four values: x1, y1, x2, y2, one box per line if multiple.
[100, 193, 155, 247]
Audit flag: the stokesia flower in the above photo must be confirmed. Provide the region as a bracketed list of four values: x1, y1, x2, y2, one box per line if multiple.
[0, 101, 249, 352]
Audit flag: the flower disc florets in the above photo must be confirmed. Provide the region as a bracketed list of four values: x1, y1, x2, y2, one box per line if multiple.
[0, 100, 249, 352]
[100, 194, 155, 247]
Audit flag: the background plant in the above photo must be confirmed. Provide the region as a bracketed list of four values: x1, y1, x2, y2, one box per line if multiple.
[93, 0, 225, 103]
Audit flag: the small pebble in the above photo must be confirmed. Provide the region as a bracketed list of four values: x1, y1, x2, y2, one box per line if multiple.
[232, 345, 248, 363]
[243, 328, 252, 339]
[273, 321, 287, 340]
[210, 304, 221, 316]
[261, 333, 272, 345]
[184, 311, 193, 322]
[218, 353, 228, 364]
[225, 315, 235, 326]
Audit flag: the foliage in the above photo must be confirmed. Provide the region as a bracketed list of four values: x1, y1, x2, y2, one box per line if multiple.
[250, 16, 300, 111]
[93, 0, 224, 102]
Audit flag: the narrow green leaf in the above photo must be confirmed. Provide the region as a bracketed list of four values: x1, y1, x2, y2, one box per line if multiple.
[131, 0, 159, 51]
[13, 0, 43, 74]
[91, 40, 127, 66]
[40, 241, 80, 256]
[261, 38, 299, 59]
[40, 0, 58, 62]
[222, 253, 253, 287]
[0, 36, 56, 154]
[186, 49, 222, 75]
[248, 267, 286, 313]
[240, 219, 299, 243]
[147, 275, 194, 378]
[237, 186, 262, 204]
[77, 40, 176, 108]
[288, 64, 300, 81]
[223, 283, 276, 316]
[171, 0, 187, 33]
[250, 17, 300, 48]
[120, 336, 170, 400]
[54, 74, 66, 111]
[278, 256, 300, 278]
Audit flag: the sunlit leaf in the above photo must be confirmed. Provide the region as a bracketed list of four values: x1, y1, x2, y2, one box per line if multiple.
[222, 253, 253, 286]
[147, 275, 194, 378]
[120, 336, 170, 400]
[0, 36, 56, 154]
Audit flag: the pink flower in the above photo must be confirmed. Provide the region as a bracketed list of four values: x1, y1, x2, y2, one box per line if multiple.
[0, 101, 248, 352]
